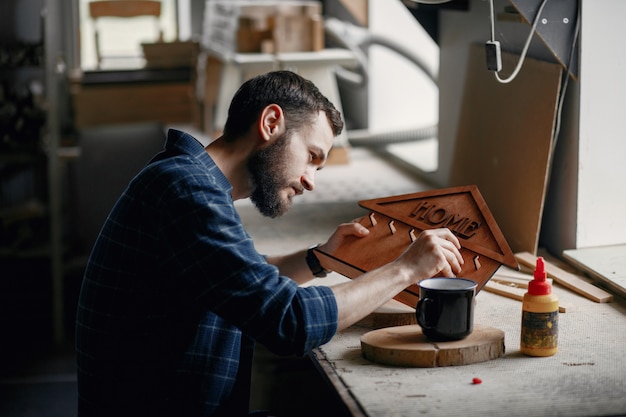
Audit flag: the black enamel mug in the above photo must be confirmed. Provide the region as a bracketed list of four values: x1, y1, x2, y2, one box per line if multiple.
[415, 277, 477, 341]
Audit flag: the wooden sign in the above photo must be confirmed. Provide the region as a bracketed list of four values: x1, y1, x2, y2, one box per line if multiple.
[315, 185, 519, 307]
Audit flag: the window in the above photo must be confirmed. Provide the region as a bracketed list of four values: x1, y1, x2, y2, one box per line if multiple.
[78, 0, 179, 70]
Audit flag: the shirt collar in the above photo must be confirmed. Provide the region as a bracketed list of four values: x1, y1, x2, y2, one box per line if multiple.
[165, 128, 233, 193]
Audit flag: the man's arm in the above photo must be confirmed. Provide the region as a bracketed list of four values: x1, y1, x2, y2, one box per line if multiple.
[268, 223, 463, 331]
[266, 249, 317, 285]
[266, 220, 371, 285]
[330, 228, 463, 331]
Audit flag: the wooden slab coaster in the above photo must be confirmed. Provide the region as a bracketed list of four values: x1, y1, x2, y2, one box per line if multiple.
[361, 324, 505, 368]
[357, 299, 417, 329]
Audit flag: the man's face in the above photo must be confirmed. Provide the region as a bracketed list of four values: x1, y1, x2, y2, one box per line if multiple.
[247, 130, 293, 218]
[247, 111, 334, 218]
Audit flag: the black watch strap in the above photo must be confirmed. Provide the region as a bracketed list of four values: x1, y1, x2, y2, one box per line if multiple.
[306, 244, 329, 278]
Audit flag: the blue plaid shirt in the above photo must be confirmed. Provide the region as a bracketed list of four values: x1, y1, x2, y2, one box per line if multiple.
[76, 129, 338, 417]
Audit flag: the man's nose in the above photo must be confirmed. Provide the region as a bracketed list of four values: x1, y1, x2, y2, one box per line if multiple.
[301, 171, 315, 191]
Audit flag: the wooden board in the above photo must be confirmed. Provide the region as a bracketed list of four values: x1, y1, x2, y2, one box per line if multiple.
[562, 245, 626, 299]
[72, 82, 195, 128]
[315, 185, 519, 307]
[360, 324, 505, 368]
[483, 280, 568, 313]
[449, 44, 563, 255]
[516, 251, 613, 303]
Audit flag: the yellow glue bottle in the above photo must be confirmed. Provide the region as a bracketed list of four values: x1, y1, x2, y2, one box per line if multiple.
[520, 256, 559, 356]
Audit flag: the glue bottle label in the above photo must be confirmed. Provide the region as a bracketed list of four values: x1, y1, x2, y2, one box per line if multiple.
[521, 310, 558, 349]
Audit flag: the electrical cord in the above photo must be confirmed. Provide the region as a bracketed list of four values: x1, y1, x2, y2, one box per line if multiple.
[551, 0, 580, 154]
[488, 0, 550, 83]
[323, 17, 439, 147]
[488, 0, 580, 156]
[324, 17, 438, 89]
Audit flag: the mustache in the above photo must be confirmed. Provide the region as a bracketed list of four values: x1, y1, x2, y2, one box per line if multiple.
[292, 183, 305, 195]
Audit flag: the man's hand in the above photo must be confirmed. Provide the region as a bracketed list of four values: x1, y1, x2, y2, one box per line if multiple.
[321, 221, 463, 281]
[318, 218, 370, 255]
[395, 228, 464, 282]
[330, 227, 465, 331]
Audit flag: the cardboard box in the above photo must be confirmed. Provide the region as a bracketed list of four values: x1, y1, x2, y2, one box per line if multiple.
[203, 1, 323, 54]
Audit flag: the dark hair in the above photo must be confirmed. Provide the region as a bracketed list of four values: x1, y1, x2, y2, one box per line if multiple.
[222, 71, 343, 140]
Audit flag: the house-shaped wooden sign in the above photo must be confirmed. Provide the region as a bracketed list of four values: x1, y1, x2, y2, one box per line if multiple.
[314, 185, 519, 308]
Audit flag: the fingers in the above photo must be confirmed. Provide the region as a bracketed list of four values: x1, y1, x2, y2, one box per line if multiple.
[338, 221, 370, 237]
[438, 231, 464, 274]
[321, 221, 370, 254]
[324, 224, 464, 279]
[439, 243, 463, 277]
[411, 228, 464, 278]
[422, 227, 462, 250]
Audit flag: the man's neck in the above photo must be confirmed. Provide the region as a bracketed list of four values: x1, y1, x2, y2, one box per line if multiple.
[206, 135, 255, 200]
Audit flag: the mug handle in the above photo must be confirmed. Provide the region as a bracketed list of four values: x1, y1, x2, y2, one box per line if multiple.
[416, 297, 436, 330]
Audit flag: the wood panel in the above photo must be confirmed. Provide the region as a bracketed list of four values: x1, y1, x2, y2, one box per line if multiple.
[72, 82, 194, 128]
[562, 245, 626, 299]
[449, 44, 563, 255]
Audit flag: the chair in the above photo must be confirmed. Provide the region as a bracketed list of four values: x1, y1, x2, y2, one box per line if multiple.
[72, 122, 166, 255]
[89, 0, 164, 69]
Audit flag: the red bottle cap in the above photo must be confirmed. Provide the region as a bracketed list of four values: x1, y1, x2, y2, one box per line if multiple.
[528, 257, 552, 295]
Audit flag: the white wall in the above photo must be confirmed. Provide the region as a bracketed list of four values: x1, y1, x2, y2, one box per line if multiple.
[435, 0, 626, 252]
[368, 0, 440, 172]
[576, 0, 626, 248]
[368, 0, 439, 132]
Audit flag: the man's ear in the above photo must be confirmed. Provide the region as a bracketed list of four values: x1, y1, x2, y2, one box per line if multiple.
[258, 104, 285, 142]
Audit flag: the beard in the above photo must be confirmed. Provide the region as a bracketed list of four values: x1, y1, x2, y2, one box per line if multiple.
[247, 132, 294, 218]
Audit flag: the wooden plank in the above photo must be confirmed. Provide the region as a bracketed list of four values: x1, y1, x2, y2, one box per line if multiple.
[89, 0, 161, 18]
[308, 349, 367, 417]
[493, 265, 534, 281]
[515, 252, 613, 303]
[493, 276, 532, 288]
[484, 280, 567, 313]
[484, 280, 525, 301]
[562, 245, 626, 299]
[72, 82, 194, 128]
[492, 265, 552, 288]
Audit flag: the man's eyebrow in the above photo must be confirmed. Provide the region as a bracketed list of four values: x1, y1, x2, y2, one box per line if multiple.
[312, 145, 328, 167]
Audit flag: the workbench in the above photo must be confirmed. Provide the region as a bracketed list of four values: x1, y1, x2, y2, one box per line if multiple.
[236, 147, 626, 417]
[310, 274, 626, 417]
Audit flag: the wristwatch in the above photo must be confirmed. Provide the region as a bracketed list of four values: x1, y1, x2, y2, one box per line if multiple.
[306, 244, 330, 278]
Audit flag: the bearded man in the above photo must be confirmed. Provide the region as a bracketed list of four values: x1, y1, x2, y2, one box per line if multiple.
[75, 71, 463, 417]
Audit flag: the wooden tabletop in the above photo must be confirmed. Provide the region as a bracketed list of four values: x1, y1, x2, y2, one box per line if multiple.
[309, 274, 626, 417]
